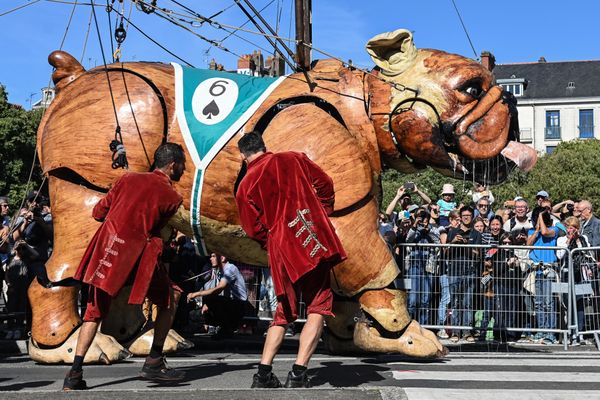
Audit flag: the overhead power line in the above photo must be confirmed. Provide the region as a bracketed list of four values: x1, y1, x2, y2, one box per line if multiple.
[450, 0, 478, 59]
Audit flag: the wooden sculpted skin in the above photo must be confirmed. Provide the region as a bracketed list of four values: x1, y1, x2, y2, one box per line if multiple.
[30, 29, 536, 363]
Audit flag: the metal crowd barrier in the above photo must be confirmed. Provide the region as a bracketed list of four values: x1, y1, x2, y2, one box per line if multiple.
[569, 247, 600, 348]
[395, 242, 582, 350]
[237, 244, 600, 350]
[237, 264, 307, 322]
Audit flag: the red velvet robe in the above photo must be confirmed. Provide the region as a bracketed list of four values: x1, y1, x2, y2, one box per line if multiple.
[235, 151, 347, 297]
[75, 170, 182, 304]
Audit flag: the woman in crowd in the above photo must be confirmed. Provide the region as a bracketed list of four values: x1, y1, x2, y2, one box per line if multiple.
[557, 216, 594, 345]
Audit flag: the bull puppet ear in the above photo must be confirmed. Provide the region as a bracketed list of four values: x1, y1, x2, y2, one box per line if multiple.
[366, 29, 417, 76]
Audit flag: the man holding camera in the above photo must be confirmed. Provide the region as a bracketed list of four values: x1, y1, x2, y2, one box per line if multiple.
[445, 206, 482, 342]
[526, 205, 560, 344]
[405, 210, 440, 325]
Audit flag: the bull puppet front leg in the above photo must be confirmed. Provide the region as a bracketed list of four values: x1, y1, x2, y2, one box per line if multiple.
[329, 199, 446, 358]
[28, 176, 132, 364]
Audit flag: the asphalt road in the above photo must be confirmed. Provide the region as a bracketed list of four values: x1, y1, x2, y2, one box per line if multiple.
[1, 334, 600, 400]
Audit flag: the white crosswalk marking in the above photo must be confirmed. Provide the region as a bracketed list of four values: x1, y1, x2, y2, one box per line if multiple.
[388, 352, 600, 399]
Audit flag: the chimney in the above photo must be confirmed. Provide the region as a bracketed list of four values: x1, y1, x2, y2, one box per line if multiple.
[538, 56, 547, 63]
[480, 51, 495, 71]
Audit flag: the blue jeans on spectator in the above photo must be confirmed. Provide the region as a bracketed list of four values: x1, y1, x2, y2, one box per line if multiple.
[534, 270, 556, 341]
[438, 274, 450, 325]
[449, 272, 475, 337]
[407, 263, 431, 325]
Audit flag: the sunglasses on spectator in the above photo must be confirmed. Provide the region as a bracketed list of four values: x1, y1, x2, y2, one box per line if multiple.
[478, 204, 489, 208]
[460, 214, 472, 218]
[536, 196, 547, 200]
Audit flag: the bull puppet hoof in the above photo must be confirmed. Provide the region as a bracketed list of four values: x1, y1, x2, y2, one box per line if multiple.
[29, 327, 132, 364]
[127, 328, 194, 356]
[353, 319, 448, 358]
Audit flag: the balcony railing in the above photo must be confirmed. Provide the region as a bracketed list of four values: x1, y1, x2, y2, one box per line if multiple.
[544, 126, 561, 140]
[519, 128, 532, 142]
[578, 125, 594, 138]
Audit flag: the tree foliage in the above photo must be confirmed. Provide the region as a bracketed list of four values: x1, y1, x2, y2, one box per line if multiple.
[0, 84, 44, 206]
[381, 139, 600, 212]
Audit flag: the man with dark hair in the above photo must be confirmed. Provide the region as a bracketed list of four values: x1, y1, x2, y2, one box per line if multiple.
[445, 205, 482, 342]
[62, 142, 187, 391]
[235, 131, 346, 388]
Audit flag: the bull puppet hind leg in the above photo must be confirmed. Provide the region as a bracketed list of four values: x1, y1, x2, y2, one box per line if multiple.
[355, 289, 447, 358]
[327, 200, 446, 358]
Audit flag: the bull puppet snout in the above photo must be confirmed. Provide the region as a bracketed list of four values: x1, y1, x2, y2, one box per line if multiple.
[454, 85, 511, 160]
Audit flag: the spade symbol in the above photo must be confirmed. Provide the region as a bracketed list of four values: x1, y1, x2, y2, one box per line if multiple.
[202, 100, 220, 119]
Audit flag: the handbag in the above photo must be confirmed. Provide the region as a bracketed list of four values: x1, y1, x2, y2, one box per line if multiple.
[425, 251, 438, 274]
[523, 271, 536, 295]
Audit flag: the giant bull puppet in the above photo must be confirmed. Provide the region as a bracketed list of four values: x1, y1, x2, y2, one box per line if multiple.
[30, 29, 536, 363]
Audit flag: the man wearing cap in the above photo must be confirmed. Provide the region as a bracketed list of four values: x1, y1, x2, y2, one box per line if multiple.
[437, 184, 457, 227]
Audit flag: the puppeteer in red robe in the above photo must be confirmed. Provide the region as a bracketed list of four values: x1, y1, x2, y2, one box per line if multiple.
[75, 169, 182, 305]
[235, 151, 347, 298]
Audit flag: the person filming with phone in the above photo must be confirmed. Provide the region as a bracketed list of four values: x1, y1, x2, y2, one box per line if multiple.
[385, 182, 431, 225]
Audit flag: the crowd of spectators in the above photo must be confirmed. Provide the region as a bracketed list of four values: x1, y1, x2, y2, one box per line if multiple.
[380, 182, 600, 345]
[3, 182, 599, 346]
[0, 191, 53, 340]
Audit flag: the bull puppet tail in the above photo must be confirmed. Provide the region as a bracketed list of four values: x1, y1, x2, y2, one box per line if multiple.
[48, 50, 85, 92]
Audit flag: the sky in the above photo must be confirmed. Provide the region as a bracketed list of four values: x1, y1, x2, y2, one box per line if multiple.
[1, 0, 600, 108]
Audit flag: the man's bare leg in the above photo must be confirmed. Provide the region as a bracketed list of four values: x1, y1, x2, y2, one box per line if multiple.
[74, 321, 100, 359]
[63, 320, 99, 391]
[140, 291, 185, 382]
[295, 313, 324, 366]
[260, 325, 286, 365]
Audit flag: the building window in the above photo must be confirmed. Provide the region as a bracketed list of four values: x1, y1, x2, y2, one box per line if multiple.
[546, 146, 557, 154]
[500, 83, 523, 97]
[579, 109, 594, 138]
[545, 110, 561, 139]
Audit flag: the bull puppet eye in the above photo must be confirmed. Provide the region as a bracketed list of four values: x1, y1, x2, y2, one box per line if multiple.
[459, 79, 484, 99]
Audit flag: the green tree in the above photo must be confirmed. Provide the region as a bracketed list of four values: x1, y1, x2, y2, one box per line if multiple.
[0, 84, 44, 207]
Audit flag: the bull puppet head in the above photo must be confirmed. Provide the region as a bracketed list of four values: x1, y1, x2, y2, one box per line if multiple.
[366, 29, 536, 184]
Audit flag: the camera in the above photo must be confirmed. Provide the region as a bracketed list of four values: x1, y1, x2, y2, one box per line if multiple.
[403, 182, 415, 191]
[566, 203, 574, 212]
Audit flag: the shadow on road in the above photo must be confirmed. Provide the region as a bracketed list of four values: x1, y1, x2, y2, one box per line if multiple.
[0, 380, 54, 391]
[310, 361, 389, 387]
[87, 362, 256, 390]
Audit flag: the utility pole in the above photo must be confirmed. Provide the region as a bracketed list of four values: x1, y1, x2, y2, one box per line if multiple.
[294, 0, 312, 71]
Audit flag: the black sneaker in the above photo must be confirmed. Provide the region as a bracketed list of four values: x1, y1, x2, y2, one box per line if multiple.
[283, 370, 311, 388]
[251, 372, 282, 388]
[139, 356, 185, 382]
[62, 370, 87, 391]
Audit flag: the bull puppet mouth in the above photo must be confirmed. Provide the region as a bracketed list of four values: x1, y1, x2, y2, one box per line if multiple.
[436, 91, 537, 186]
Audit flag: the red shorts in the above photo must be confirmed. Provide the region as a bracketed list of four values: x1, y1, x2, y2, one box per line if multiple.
[83, 265, 173, 322]
[272, 263, 334, 326]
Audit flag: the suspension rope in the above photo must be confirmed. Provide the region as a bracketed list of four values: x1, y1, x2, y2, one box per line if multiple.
[207, 0, 277, 54]
[119, 65, 152, 167]
[58, 0, 79, 48]
[80, 6, 94, 62]
[111, 6, 194, 66]
[450, 0, 478, 59]
[92, 0, 128, 169]
[0, 0, 41, 17]
[105, 0, 116, 61]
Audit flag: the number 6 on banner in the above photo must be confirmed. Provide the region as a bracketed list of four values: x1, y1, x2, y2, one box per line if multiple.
[192, 77, 239, 125]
